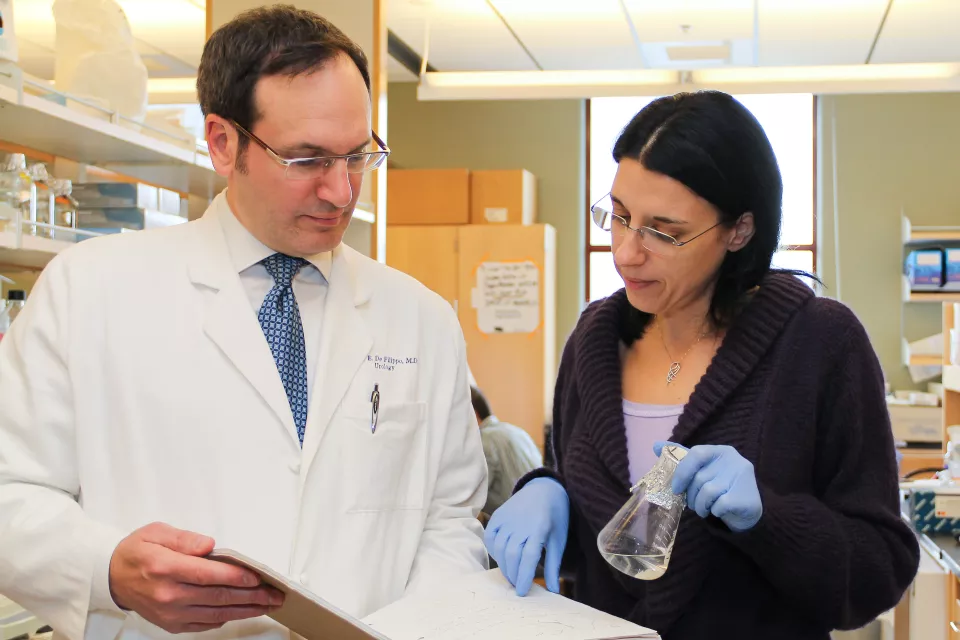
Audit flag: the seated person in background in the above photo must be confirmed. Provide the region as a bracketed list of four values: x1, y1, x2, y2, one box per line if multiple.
[472, 386, 543, 516]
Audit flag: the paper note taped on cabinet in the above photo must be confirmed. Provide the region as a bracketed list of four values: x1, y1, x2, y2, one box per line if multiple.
[362, 569, 660, 640]
[470, 261, 540, 334]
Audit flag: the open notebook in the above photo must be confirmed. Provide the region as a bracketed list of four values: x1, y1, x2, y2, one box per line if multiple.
[208, 549, 659, 640]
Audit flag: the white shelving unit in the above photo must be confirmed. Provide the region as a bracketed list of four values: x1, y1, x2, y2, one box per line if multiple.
[901, 215, 960, 304]
[903, 217, 960, 244]
[903, 276, 960, 304]
[0, 202, 105, 269]
[946, 365, 960, 394]
[0, 230, 75, 269]
[0, 66, 224, 199]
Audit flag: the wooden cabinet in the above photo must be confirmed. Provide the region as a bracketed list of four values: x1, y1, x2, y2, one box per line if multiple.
[387, 169, 471, 225]
[457, 225, 556, 449]
[470, 169, 537, 225]
[386, 224, 557, 449]
[385, 226, 460, 308]
[949, 573, 960, 638]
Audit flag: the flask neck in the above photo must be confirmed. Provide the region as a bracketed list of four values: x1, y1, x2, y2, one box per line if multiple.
[632, 445, 687, 494]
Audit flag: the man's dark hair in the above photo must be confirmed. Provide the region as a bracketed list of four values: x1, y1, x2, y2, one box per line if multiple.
[197, 4, 371, 163]
[470, 386, 492, 422]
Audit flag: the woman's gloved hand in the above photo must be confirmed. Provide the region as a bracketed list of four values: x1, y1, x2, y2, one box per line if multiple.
[483, 477, 569, 596]
[654, 441, 763, 533]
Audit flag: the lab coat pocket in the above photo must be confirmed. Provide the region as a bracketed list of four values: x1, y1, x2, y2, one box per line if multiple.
[341, 401, 428, 513]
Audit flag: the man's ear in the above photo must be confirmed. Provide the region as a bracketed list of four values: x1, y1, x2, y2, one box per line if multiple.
[205, 115, 238, 178]
[728, 213, 756, 253]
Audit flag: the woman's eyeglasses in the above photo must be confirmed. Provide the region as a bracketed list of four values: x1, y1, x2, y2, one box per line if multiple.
[590, 193, 724, 257]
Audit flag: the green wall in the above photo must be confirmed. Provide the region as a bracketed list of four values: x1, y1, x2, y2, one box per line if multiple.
[388, 85, 960, 390]
[386, 82, 587, 363]
[818, 92, 960, 390]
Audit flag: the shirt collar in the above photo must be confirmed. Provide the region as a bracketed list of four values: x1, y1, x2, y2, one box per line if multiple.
[216, 192, 332, 280]
[479, 415, 500, 429]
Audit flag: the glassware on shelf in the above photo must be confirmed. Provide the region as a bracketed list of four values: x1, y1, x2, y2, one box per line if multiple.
[0, 154, 31, 234]
[27, 163, 50, 237]
[597, 444, 689, 581]
[51, 178, 80, 242]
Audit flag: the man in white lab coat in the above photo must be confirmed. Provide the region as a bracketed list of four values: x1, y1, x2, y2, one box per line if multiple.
[0, 6, 488, 640]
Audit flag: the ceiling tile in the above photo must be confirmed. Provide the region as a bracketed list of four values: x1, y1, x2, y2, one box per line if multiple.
[757, 0, 889, 66]
[870, 0, 960, 64]
[488, 0, 643, 70]
[389, 0, 537, 72]
[623, 0, 756, 43]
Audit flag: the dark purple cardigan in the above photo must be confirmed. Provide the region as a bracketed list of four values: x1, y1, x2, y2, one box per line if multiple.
[521, 273, 919, 640]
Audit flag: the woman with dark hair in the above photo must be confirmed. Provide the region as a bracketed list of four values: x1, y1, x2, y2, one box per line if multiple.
[484, 91, 918, 639]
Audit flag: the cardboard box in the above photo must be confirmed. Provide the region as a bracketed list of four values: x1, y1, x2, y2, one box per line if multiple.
[470, 170, 537, 225]
[909, 489, 960, 535]
[387, 169, 470, 225]
[946, 248, 960, 291]
[906, 249, 944, 290]
[889, 404, 943, 443]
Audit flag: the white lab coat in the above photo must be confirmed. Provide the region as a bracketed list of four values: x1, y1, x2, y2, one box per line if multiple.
[0, 193, 488, 640]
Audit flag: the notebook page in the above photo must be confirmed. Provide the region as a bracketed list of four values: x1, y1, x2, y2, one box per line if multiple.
[362, 569, 659, 640]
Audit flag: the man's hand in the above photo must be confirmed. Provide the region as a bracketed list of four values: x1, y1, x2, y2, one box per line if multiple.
[109, 523, 284, 634]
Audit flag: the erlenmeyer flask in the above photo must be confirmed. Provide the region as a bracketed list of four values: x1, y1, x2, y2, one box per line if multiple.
[597, 444, 688, 580]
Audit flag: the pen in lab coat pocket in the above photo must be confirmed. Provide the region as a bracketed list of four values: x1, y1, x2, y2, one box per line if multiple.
[370, 383, 380, 434]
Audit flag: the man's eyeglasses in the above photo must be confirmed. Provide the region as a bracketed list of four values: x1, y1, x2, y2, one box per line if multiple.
[590, 193, 724, 257]
[231, 120, 390, 181]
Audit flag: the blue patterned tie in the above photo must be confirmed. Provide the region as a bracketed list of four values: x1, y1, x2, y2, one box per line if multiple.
[259, 254, 309, 446]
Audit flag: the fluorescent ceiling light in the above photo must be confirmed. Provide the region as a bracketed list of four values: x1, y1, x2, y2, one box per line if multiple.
[423, 69, 678, 88]
[418, 69, 679, 100]
[694, 62, 960, 84]
[418, 63, 960, 100]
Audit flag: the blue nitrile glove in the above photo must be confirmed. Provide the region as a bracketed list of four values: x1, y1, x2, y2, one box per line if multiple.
[484, 477, 569, 597]
[654, 441, 763, 533]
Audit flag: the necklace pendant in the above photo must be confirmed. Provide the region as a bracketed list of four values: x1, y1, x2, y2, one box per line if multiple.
[666, 362, 681, 384]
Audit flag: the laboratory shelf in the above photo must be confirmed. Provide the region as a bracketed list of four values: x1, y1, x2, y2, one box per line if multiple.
[945, 366, 960, 394]
[903, 276, 960, 303]
[910, 354, 943, 367]
[0, 230, 75, 269]
[907, 292, 960, 303]
[903, 216, 960, 244]
[0, 67, 224, 199]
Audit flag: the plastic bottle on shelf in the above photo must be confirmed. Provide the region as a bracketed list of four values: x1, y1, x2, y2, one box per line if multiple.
[27, 163, 51, 238]
[6, 289, 26, 325]
[0, 153, 31, 233]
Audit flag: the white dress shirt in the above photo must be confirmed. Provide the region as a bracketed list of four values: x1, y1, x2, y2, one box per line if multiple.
[217, 204, 332, 400]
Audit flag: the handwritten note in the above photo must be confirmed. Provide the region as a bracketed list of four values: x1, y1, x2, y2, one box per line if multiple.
[362, 570, 659, 640]
[471, 261, 540, 334]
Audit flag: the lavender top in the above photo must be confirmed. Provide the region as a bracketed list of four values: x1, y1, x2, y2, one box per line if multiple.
[623, 399, 683, 485]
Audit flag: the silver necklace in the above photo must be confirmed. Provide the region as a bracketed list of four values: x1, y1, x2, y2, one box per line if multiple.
[656, 316, 708, 385]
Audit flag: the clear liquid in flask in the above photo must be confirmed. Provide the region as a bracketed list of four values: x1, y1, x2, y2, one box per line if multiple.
[599, 551, 669, 580]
